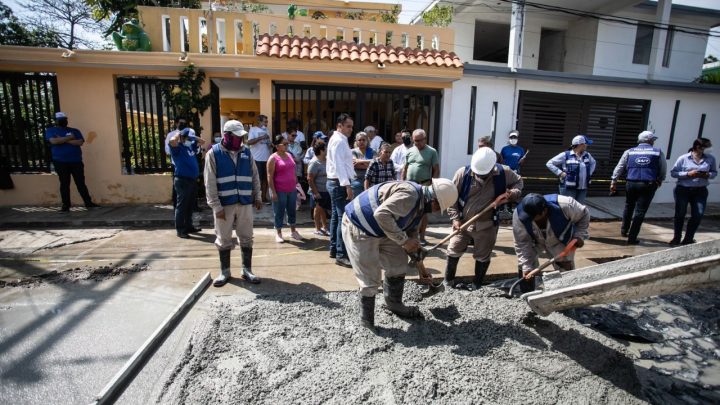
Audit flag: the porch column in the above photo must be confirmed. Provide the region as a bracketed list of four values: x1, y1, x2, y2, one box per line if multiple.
[648, 0, 672, 80]
[259, 77, 273, 133]
[508, 0, 526, 71]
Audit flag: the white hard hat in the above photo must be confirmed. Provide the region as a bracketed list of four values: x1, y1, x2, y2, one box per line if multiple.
[223, 120, 248, 137]
[471, 147, 497, 175]
[431, 178, 458, 213]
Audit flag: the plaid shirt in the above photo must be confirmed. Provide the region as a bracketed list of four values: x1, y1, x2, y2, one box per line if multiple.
[365, 158, 396, 186]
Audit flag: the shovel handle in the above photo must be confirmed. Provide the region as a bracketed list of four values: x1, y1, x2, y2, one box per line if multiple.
[523, 239, 578, 280]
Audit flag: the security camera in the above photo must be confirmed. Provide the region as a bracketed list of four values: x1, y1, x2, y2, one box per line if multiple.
[377, 62, 385, 69]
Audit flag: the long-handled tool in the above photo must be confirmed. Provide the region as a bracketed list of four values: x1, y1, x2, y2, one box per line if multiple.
[411, 192, 510, 292]
[507, 239, 578, 298]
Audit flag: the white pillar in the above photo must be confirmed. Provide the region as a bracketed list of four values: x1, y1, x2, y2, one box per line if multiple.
[648, 0, 672, 80]
[508, 0, 525, 71]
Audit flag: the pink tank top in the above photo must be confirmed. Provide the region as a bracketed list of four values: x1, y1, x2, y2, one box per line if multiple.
[272, 153, 296, 193]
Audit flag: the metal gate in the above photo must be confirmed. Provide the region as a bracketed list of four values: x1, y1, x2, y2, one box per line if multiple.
[116, 77, 180, 174]
[0, 72, 60, 173]
[273, 83, 443, 148]
[516, 91, 650, 195]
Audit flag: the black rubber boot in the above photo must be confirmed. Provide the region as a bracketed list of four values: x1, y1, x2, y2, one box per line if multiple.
[469, 261, 490, 291]
[383, 276, 423, 319]
[241, 247, 260, 284]
[360, 295, 375, 330]
[442, 256, 460, 288]
[213, 249, 231, 287]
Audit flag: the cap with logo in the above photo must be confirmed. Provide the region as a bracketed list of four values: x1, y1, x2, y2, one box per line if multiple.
[571, 135, 592, 146]
[223, 120, 248, 137]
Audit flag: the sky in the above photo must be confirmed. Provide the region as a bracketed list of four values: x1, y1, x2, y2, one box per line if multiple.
[4, 0, 720, 57]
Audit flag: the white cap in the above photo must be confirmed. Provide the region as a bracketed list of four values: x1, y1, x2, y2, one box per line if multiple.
[363, 125, 376, 133]
[508, 130, 519, 138]
[223, 120, 247, 137]
[638, 130, 657, 142]
[571, 135, 593, 146]
[55, 112, 67, 119]
[431, 178, 458, 213]
[470, 147, 497, 175]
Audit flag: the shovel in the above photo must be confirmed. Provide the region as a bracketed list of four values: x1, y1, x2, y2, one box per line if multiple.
[507, 238, 578, 298]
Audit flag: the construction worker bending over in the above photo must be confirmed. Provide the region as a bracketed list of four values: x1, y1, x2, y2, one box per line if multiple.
[444, 147, 523, 290]
[513, 193, 589, 293]
[343, 179, 458, 329]
[205, 120, 264, 287]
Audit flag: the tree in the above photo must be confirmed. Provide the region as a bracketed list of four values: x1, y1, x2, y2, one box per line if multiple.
[380, 4, 400, 24]
[422, 4, 453, 28]
[19, 0, 109, 49]
[85, 0, 201, 37]
[0, 1, 61, 47]
[162, 64, 212, 130]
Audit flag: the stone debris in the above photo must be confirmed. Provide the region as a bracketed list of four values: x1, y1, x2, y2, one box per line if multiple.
[158, 284, 649, 404]
[0, 263, 149, 288]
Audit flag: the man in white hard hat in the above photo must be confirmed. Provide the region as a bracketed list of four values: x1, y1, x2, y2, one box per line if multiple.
[342, 178, 458, 330]
[205, 120, 264, 287]
[444, 147, 523, 290]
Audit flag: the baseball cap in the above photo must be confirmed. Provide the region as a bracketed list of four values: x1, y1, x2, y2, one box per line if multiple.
[509, 130, 519, 138]
[223, 120, 247, 137]
[364, 126, 376, 133]
[55, 112, 67, 119]
[571, 135, 593, 146]
[638, 130, 657, 142]
[313, 131, 328, 140]
[517, 193, 547, 222]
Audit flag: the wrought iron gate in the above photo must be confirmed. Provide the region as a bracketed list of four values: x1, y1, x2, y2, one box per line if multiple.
[273, 83, 443, 148]
[0, 72, 60, 173]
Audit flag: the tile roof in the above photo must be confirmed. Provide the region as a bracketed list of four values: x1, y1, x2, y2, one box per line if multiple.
[255, 34, 463, 68]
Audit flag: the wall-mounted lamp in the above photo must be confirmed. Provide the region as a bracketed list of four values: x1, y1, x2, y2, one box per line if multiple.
[376, 62, 385, 70]
[178, 51, 189, 63]
[61, 49, 75, 58]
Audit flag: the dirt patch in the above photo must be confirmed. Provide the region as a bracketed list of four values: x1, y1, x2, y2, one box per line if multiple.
[0, 263, 149, 288]
[158, 284, 648, 404]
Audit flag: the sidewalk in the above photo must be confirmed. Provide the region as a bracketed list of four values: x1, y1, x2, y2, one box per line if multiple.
[0, 196, 719, 229]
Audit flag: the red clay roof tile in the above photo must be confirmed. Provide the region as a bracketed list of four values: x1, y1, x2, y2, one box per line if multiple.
[256, 34, 462, 68]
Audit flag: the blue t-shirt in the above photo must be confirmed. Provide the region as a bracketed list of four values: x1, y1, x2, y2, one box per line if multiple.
[45, 126, 84, 163]
[170, 141, 199, 178]
[501, 145, 525, 172]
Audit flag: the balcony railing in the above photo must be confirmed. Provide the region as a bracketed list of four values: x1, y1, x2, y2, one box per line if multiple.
[137, 6, 454, 55]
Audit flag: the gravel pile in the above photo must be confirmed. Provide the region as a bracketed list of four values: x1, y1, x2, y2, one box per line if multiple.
[159, 284, 648, 404]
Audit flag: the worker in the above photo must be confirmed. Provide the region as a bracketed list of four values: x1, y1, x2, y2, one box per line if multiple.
[343, 178, 458, 330]
[610, 130, 667, 245]
[545, 135, 596, 204]
[444, 147, 523, 290]
[513, 193, 589, 293]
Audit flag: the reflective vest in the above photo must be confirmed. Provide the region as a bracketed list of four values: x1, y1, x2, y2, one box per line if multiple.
[627, 144, 661, 181]
[458, 164, 506, 223]
[562, 151, 591, 189]
[213, 144, 254, 206]
[516, 194, 573, 245]
[345, 182, 423, 237]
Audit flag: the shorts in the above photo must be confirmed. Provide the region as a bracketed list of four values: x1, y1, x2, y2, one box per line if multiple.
[311, 191, 332, 211]
[255, 160, 267, 183]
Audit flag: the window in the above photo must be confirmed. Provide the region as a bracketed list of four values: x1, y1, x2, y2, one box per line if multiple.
[180, 16, 189, 52]
[216, 18, 226, 54]
[199, 17, 208, 53]
[473, 21, 510, 63]
[633, 24, 654, 65]
[662, 26, 674, 67]
[162, 15, 171, 51]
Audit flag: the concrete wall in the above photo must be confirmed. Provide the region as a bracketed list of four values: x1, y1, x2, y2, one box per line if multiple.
[441, 75, 720, 203]
[563, 17, 597, 75]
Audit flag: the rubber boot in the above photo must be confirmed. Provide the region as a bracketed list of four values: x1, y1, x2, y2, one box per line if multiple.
[383, 276, 423, 319]
[241, 247, 260, 284]
[359, 294, 375, 330]
[443, 256, 460, 288]
[213, 249, 231, 287]
[468, 261, 490, 291]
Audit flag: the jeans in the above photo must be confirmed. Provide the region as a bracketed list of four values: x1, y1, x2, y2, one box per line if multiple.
[673, 185, 708, 242]
[351, 178, 365, 198]
[272, 191, 297, 229]
[327, 179, 349, 257]
[621, 181, 657, 241]
[174, 176, 197, 234]
[558, 185, 588, 204]
[55, 161, 93, 208]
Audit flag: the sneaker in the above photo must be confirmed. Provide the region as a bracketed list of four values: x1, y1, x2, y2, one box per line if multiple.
[335, 257, 352, 268]
[291, 231, 304, 241]
[275, 234, 285, 243]
[321, 228, 330, 236]
[313, 230, 324, 236]
[420, 239, 428, 246]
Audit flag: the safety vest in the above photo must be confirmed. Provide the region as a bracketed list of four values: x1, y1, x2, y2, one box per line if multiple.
[627, 144, 661, 181]
[345, 182, 423, 237]
[213, 144, 254, 206]
[562, 151, 591, 189]
[458, 164, 506, 222]
[516, 194, 573, 245]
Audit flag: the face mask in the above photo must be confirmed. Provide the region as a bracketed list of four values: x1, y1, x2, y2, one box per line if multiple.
[215, 136, 222, 144]
[58, 118, 68, 128]
[509, 139, 518, 146]
[183, 140, 193, 148]
[222, 133, 242, 151]
[178, 122, 188, 130]
[403, 136, 412, 147]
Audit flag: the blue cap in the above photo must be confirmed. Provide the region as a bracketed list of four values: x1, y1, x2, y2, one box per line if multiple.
[517, 193, 547, 222]
[572, 135, 592, 146]
[313, 131, 328, 140]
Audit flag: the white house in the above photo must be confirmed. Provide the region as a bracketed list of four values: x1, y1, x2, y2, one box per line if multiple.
[415, 0, 720, 202]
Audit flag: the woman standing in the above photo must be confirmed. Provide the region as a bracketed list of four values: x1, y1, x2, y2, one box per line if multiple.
[268, 135, 303, 243]
[351, 131, 375, 197]
[669, 137, 717, 246]
[307, 142, 330, 236]
[546, 135, 596, 204]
